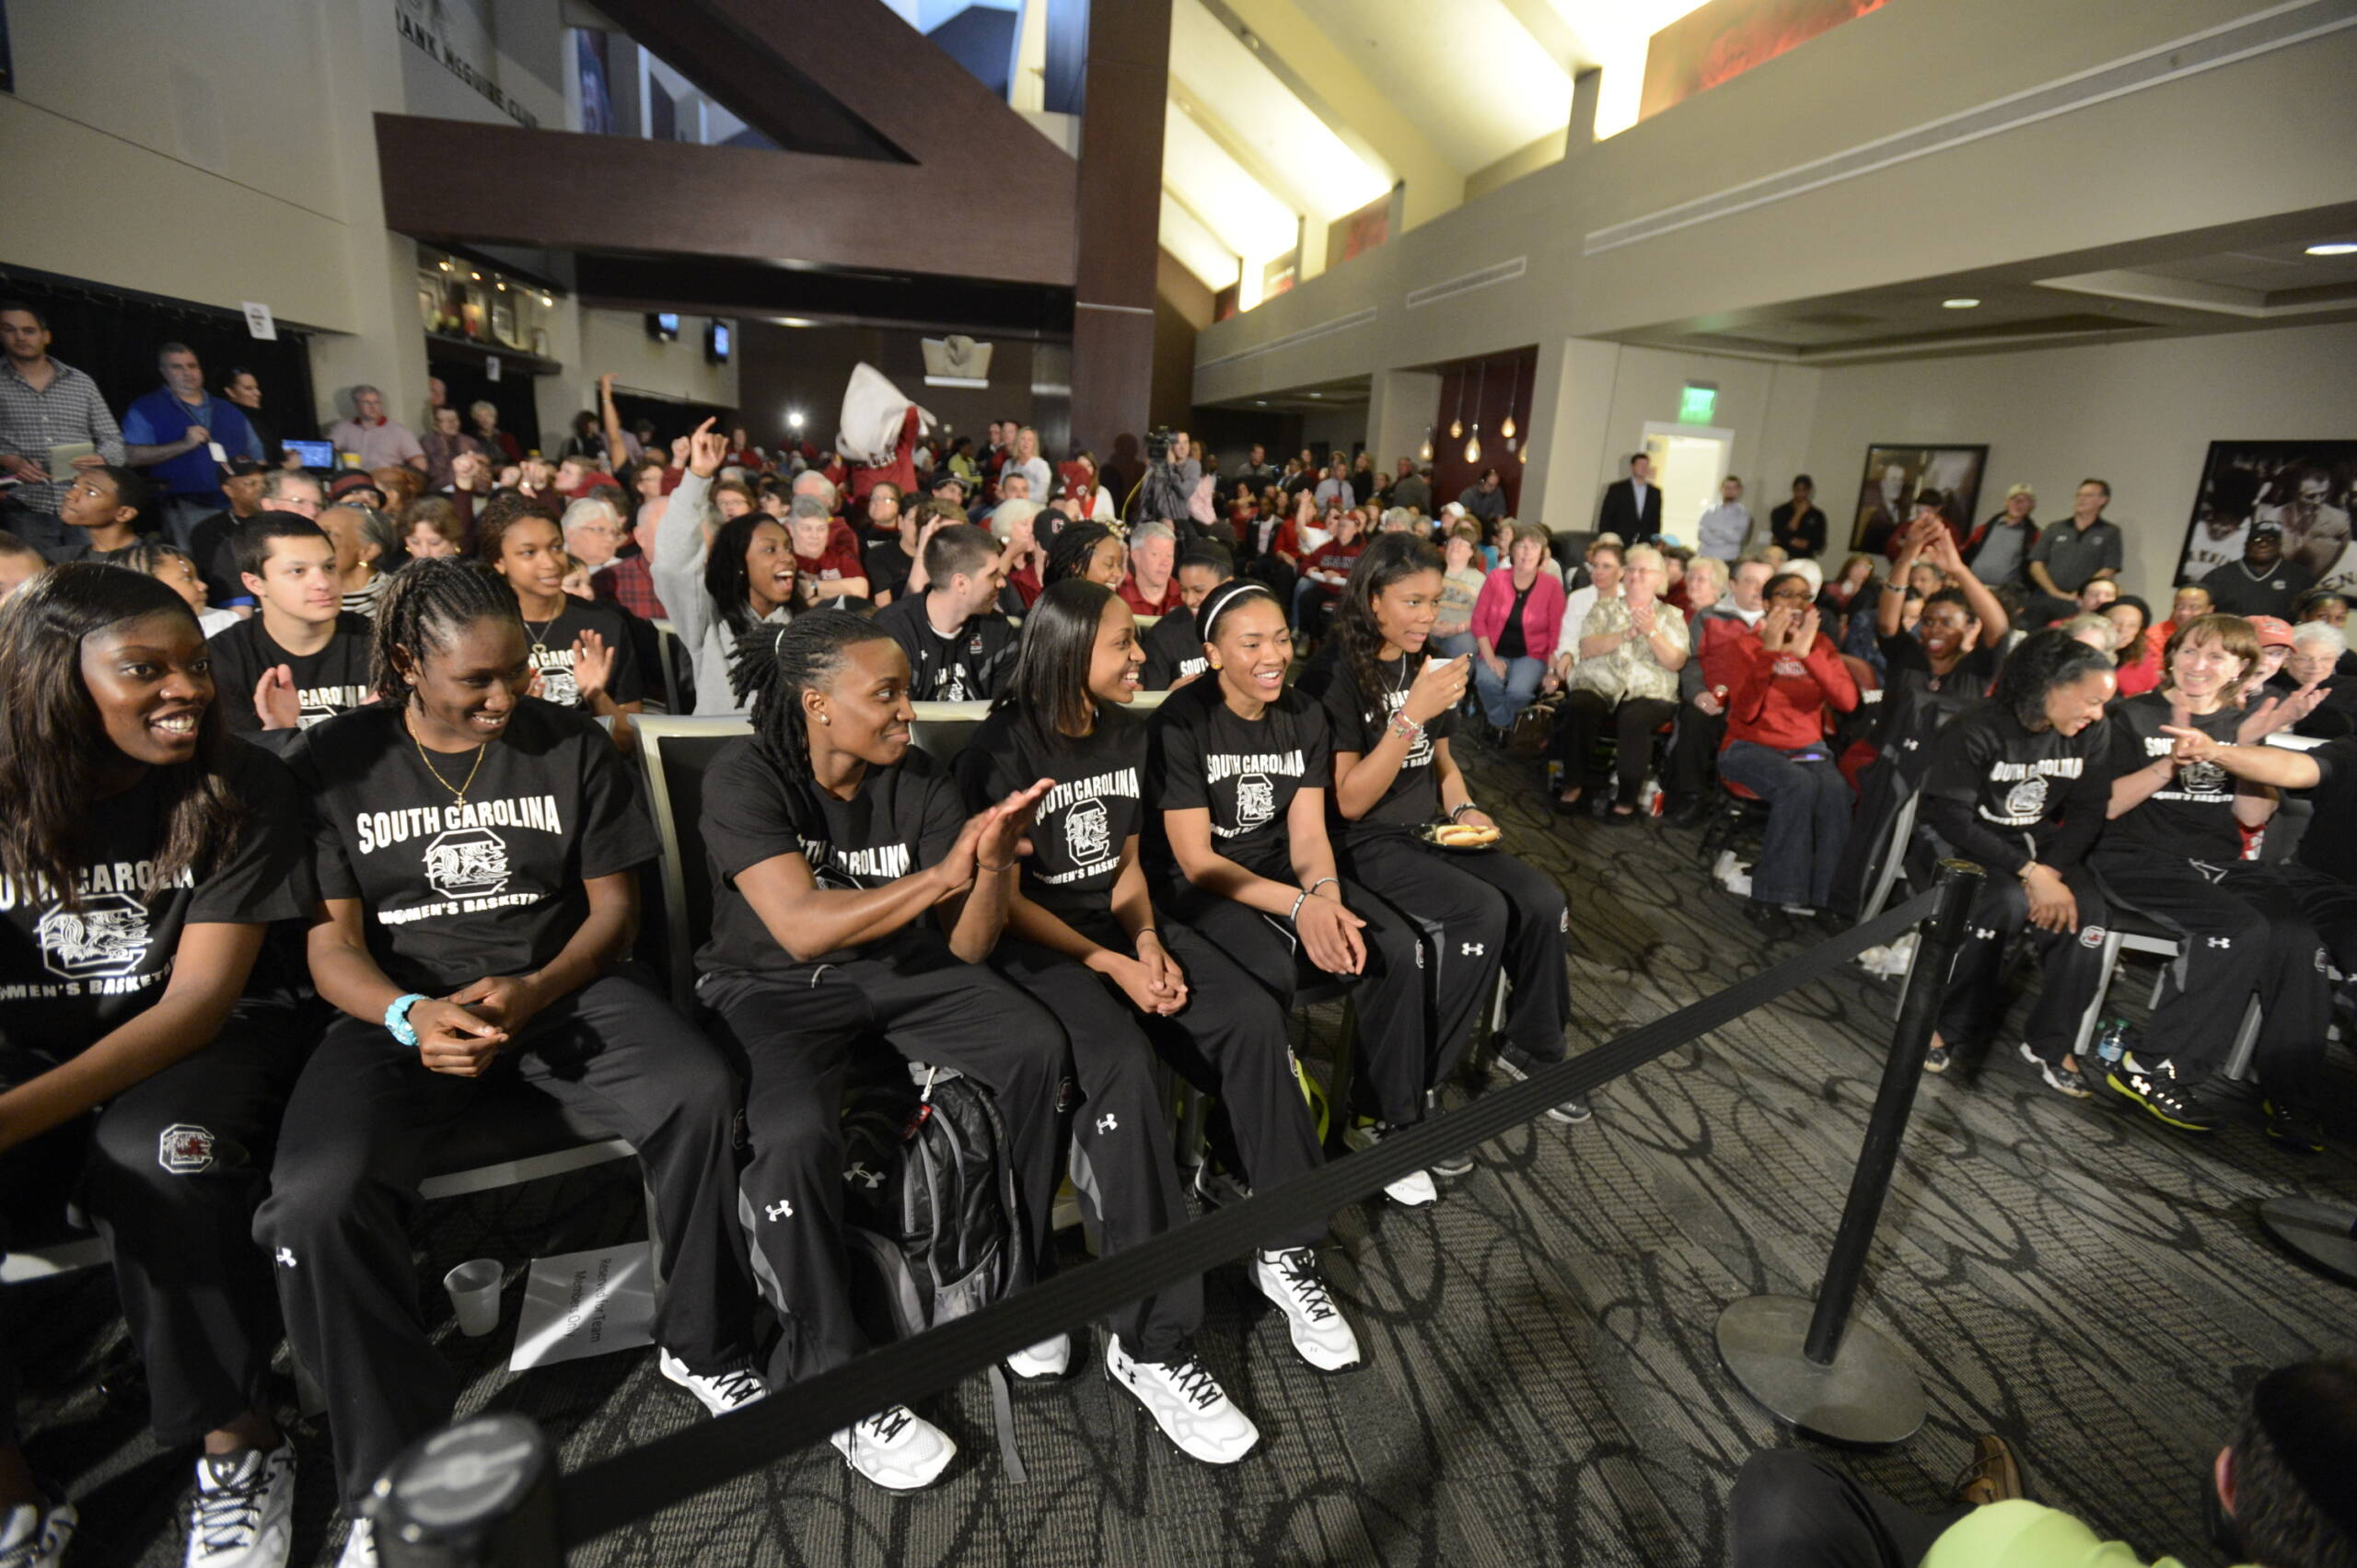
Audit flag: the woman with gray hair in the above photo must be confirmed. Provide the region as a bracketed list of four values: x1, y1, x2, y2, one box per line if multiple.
[318, 503, 402, 619]
[1551, 544, 1688, 820]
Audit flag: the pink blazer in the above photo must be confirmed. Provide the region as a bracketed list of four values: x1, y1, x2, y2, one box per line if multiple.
[1469, 569, 1566, 657]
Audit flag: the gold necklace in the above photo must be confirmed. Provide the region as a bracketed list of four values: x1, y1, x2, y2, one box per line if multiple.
[409, 716, 488, 806]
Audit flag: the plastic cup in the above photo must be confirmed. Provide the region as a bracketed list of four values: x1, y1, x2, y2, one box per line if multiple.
[444, 1259, 504, 1338]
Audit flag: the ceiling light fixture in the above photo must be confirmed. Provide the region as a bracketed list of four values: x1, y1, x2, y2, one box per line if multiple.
[1500, 359, 1518, 443]
[1307, 390, 1320, 398]
[1942, 296, 1980, 308]
[788, 411, 805, 429]
[1419, 427, 1434, 463]
[1464, 358, 1485, 464]
[2306, 242, 2357, 256]
[1448, 372, 1465, 441]
[540, 294, 553, 307]
[470, 272, 482, 281]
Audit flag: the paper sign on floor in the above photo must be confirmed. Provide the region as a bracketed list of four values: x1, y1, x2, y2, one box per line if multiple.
[510, 1243, 656, 1372]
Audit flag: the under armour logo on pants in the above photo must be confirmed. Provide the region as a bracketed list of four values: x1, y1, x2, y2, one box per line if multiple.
[275, 1249, 296, 1268]
[1096, 1113, 1119, 1134]
[766, 1200, 794, 1222]
[1970, 926, 1998, 942]
[2207, 936, 2232, 948]
[1460, 942, 1485, 957]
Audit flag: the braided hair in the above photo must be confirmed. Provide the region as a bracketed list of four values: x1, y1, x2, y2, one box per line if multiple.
[740, 610, 898, 782]
[370, 558, 525, 703]
[1044, 521, 1115, 587]
[1332, 533, 1444, 727]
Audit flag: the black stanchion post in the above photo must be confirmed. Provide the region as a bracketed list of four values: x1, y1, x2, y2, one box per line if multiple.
[1717, 859, 1982, 1446]
[370, 1412, 563, 1568]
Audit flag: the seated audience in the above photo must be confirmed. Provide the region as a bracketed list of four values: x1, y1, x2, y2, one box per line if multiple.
[988, 497, 1048, 610]
[862, 492, 936, 607]
[1120, 520, 1183, 616]
[1959, 482, 2038, 588]
[654, 422, 795, 714]
[787, 495, 869, 605]
[1917, 630, 2116, 1081]
[0, 531, 46, 599]
[1295, 506, 1372, 641]
[205, 513, 375, 738]
[45, 464, 155, 567]
[872, 523, 1016, 702]
[1729, 1356, 2357, 1568]
[960, 579, 1359, 1458]
[1551, 540, 1623, 673]
[1299, 535, 1585, 1123]
[0, 565, 317, 1568]
[1467, 520, 1563, 735]
[1552, 544, 1687, 822]
[2277, 619, 2353, 738]
[1044, 520, 1124, 590]
[2061, 612, 2116, 651]
[2202, 517, 2314, 620]
[258, 561, 770, 1561]
[2096, 614, 2328, 1137]
[122, 538, 239, 637]
[477, 499, 641, 732]
[2107, 593, 2160, 695]
[1717, 572, 1860, 933]
[1663, 556, 1771, 824]
[317, 504, 397, 619]
[1137, 542, 1232, 691]
[403, 496, 466, 561]
[1431, 522, 1487, 660]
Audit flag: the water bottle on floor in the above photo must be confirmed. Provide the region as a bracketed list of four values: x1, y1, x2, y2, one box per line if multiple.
[2093, 1016, 2130, 1070]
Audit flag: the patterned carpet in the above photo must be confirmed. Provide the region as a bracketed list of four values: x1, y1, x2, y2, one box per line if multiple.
[20, 737, 2357, 1567]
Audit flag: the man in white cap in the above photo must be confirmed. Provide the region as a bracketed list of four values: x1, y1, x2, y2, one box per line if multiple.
[1961, 482, 2038, 587]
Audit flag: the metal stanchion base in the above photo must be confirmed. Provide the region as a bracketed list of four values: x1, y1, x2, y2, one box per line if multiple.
[2258, 1197, 2357, 1288]
[1716, 1295, 1925, 1446]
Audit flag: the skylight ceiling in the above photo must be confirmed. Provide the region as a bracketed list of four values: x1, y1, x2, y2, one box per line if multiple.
[1169, 0, 1389, 216]
[1289, 0, 1574, 171]
[1161, 99, 1301, 261]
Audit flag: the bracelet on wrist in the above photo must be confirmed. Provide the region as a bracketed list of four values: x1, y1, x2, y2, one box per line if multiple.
[978, 857, 1015, 873]
[1287, 889, 1310, 923]
[1306, 876, 1338, 900]
[1449, 802, 1479, 821]
[1388, 711, 1425, 742]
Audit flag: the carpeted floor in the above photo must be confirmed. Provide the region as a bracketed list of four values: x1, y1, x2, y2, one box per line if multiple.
[19, 737, 2356, 1566]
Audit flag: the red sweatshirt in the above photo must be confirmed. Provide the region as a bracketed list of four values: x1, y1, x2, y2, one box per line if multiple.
[1724, 632, 1859, 751]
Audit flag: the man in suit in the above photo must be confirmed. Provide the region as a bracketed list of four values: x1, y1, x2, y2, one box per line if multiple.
[1598, 452, 1663, 542]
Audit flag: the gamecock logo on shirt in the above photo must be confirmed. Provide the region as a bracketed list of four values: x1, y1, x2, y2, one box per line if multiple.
[157, 1123, 215, 1175]
[2001, 777, 2049, 820]
[424, 828, 513, 899]
[1235, 773, 1276, 830]
[35, 893, 151, 979]
[1065, 798, 1111, 865]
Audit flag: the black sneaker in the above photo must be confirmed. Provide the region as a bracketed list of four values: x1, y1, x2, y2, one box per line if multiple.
[2263, 1098, 2325, 1154]
[1494, 1049, 1593, 1124]
[2016, 1043, 2092, 1100]
[1742, 901, 1796, 940]
[2106, 1053, 2222, 1132]
[1922, 1044, 1951, 1074]
[1190, 1162, 1251, 1209]
[1667, 796, 1711, 830]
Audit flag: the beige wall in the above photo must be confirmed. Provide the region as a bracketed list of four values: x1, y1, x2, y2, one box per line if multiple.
[576, 310, 740, 413]
[1801, 320, 2357, 603]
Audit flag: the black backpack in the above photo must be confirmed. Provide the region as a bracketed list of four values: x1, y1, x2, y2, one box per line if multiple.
[840, 1063, 1035, 1479]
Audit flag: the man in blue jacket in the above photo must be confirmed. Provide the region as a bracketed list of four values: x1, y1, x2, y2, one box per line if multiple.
[122, 342, 263, 546]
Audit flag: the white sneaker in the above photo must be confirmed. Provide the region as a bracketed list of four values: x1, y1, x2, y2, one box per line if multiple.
[333, 1518, 375, 1568]
[186, 1443, 296, 1567]
[657, 1351, 770, 1415]
[1005, 1333, 1072, 1380]
[828, 1407, 956, 1491]
[1724, 868, 1753, 897]
[0, 1497, 76, 1568]
[1252, 1249, 1363, 1372]
[1104, 1335, 1260, 1464]
[1341, 1121, 1437, 1206]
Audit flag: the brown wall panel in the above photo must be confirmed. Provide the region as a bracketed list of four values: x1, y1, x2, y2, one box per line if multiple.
[1073, 308, 1155, 491]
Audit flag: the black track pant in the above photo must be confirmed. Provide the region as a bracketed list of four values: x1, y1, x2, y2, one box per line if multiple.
[993, 921, 1320, 1356]
[697, 951, 1066, 1386]
[2094, 851, 2331, 1085]
[255, 969, 756, 1507]
[1552, 691, 1678, 807]
[1729, 1450, 1960, 1568]
[1933, 864, 2108, 1062]
[1340, 829, 1572, 1068]
[0, 1005, 307, 1449]
[1664, 704, 1728, 803]
[1166, 875, 1434, 1126]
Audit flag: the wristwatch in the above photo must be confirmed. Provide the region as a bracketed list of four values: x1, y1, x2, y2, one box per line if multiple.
[385, 993, 431, 1047]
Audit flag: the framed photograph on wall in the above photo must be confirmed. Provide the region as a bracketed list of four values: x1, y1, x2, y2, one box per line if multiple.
[1850, 444, 1987, 554]
[2176, 439, 2357, 594]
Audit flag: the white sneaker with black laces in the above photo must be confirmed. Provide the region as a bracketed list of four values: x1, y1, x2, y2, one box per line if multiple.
[1341, 1121, 1436, 1206]
[332, 1518, 375, 1568]
[1104, 1336, 1260, 1464]
[1252, 1249, 1362, 1372]
[1005, 1333, 1072, 1380]
[829, 1406, 955, 1491]
[1493, 1051, 1593, 1124]
[185, 1443, 296, 1567]
[657, 1352, 771, 1415]
[1, 1496, 76, 1568]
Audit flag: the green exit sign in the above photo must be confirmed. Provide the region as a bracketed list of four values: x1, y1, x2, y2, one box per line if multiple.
[1678, 384, 1718, 424]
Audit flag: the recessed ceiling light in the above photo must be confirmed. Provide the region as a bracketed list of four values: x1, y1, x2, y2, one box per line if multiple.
[1942, 297, 1980, 308]
[1307, 390, 1321, 398]
[2306, 242, 2357, 256]
[1254, 400, 1267, 405]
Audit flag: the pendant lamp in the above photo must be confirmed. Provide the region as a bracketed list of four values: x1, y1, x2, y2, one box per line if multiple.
[1463, 359, 1484, 463]
[1448, 371, 1464, 441]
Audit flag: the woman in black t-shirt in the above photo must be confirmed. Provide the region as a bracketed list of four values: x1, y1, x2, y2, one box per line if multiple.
[0, 566, 314, 1563]
[695, 610, 1062, 1491]
[1296, 536, 1582, 1123]
[2092, 613, 2330, 1134]
[257, 561, 765, 1546]
[1917, 631, 2117, 1088]
[477, 503, 643, 745]
[1149, 581, 1441, 1207]
[960, 580, 1359, 1463]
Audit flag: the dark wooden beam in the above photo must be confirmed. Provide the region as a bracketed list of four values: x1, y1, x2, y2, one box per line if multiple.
[1071, 0, 1172, 481]
[572, 253, 1074, 340]
[376, 114, 1074, 289]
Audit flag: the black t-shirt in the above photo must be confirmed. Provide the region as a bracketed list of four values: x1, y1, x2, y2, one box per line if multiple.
[874, 592, 1017, 703]
[697, 738, 965, 971]
[1139, 607, 1208, 691]
[187, 511, 248, 605]
[2200, 558, 2315, 620]
[959, 705, 1144, 940]
[1494, 584, 1534, 660]
[2099, 691, 2244, 862]
[286, 701, 657, 996]
[1920, 699, 2108, 872]
[1874, 631, 2000, 748]
[520, 597, 644, 710]
[206, 612, 375, 733]
[1149, 678, 1329, 882]
[864, 538, 918, 605]
[2292, 737, 2355, 882]
[1296, 643, 1455, 833]
[0, 743, 311, 1055]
